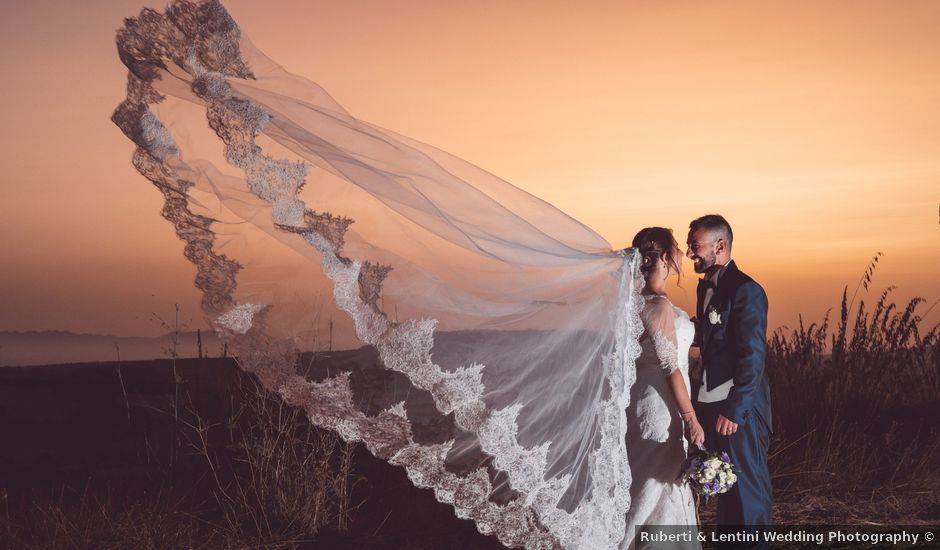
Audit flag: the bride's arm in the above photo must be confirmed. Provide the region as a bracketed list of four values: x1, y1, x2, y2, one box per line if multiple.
[669, 371, 704, 447]
[643, 297, 704, 447]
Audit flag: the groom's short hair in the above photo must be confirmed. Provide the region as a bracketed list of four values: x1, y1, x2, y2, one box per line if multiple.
[689, 214, 733, 247]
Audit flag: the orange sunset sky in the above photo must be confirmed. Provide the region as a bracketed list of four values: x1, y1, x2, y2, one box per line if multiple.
[1, 0, 938, 338]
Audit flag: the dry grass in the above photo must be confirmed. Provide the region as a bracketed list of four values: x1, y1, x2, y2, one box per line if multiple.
[1, 368, 359, 549]
[180, 371, 359, 546]
[2, 484, 205, 549]
[761, 255, 940, 522]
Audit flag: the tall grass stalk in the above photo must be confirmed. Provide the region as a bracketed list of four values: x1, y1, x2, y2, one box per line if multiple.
[767, 255, 940, 498]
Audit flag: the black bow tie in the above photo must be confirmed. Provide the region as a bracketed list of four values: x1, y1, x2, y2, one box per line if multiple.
[699, 278, 716, 290]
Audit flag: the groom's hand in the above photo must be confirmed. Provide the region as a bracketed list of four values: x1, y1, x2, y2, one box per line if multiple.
[716, 414, 738, 436]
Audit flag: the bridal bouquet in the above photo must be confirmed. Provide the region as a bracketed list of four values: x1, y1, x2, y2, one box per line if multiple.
[680, 444, 737, 499]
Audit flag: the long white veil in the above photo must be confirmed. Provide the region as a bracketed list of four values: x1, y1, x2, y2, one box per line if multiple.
[112, 1, 645, 547]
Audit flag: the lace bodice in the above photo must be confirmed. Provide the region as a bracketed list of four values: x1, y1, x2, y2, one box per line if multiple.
[636, 294, 694, 377]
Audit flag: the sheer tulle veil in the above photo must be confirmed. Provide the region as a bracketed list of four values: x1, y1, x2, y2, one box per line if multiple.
[112, 1, 646, 547]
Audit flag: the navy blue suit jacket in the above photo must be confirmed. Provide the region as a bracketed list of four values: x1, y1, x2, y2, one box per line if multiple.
[695, 260, 773, 433]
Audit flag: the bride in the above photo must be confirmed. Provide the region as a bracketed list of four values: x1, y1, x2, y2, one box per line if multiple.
[623, 227, 703, 549]
[113, 1, 704, 547]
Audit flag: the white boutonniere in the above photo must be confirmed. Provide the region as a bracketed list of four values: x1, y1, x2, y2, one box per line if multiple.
[707, 305, 722, 325]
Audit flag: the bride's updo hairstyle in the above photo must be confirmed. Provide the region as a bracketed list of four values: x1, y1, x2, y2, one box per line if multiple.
[632, 227, 682, 283]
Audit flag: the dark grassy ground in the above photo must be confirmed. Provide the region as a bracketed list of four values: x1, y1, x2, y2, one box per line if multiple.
[0, 357, 503, 549]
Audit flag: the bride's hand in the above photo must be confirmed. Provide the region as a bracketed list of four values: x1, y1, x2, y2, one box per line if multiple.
[682, 413, 705, 447]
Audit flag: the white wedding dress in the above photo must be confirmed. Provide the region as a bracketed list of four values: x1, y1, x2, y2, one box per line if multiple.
[622, 294, 700, 549]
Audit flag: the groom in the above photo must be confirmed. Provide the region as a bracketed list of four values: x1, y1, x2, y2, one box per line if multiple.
[687, 215, 772, 544]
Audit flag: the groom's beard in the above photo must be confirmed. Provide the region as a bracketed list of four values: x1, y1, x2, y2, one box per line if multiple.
[691, 253, 717, 274]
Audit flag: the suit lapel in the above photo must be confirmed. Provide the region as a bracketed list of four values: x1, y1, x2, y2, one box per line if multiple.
[696, 278, 707, 319]
[701, 260, 738, 351]
[696, 278, 708, 350]
[702, 292, 715, 350]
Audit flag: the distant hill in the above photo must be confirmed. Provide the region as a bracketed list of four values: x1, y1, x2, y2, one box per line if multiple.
[0, 330, 224, 367]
